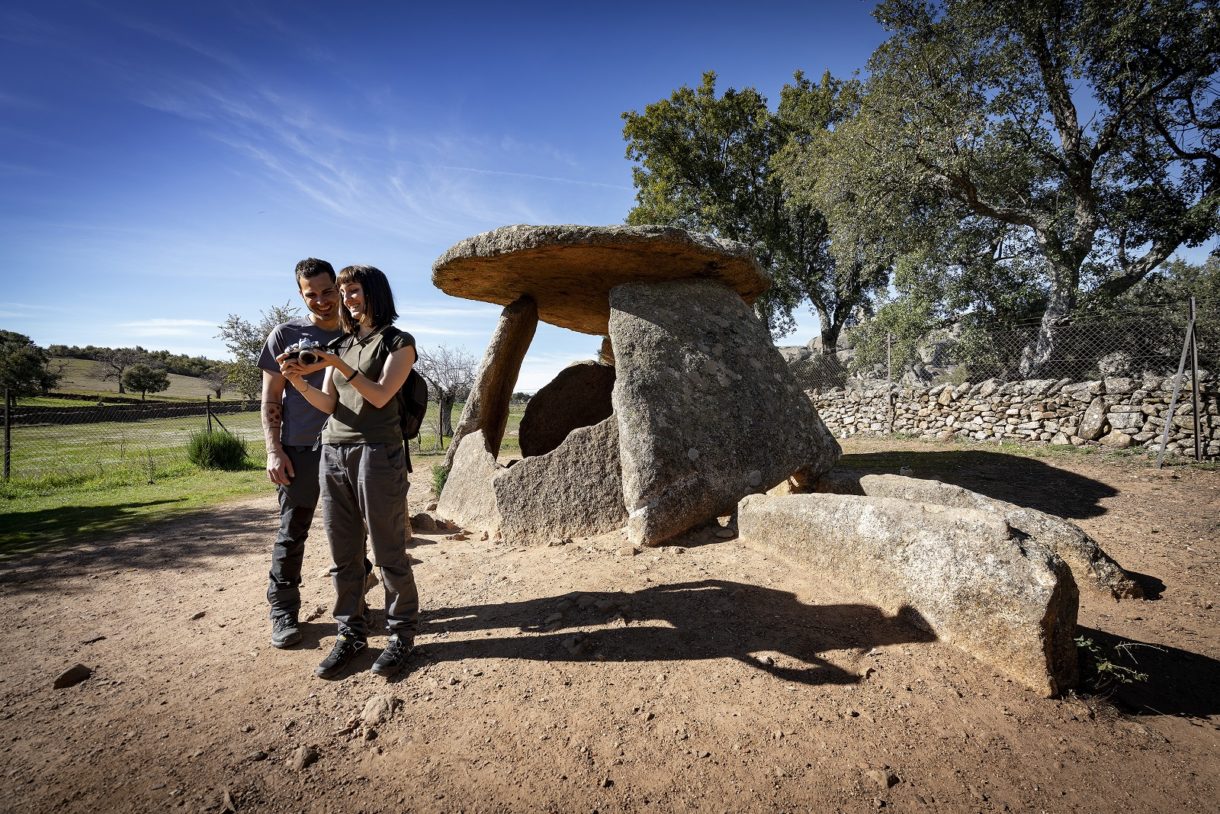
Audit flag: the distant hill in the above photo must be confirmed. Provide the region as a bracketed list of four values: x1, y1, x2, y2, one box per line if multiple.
[50, 357, 238, 401]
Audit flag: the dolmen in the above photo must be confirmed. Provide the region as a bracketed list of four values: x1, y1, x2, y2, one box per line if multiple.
[430, 224, 1140, 697]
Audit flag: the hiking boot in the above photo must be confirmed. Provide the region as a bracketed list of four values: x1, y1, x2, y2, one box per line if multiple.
[314, 634, 367, 679]
[270, 615, 301, 649]
[371, 634, 414, 677]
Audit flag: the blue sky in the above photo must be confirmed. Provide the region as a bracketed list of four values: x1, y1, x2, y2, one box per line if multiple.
[0, 0, 890, 389]
[7, 2, 1209, 391]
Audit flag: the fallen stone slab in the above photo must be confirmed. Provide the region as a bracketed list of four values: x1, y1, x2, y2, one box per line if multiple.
[815, 472, 1142, 599]
[737, 493, 1079, 697]
[611, 278, 840, 545]
[53, 663, 92, 689]
[433, 224, 768, 335]
[495, 416, 627, 545]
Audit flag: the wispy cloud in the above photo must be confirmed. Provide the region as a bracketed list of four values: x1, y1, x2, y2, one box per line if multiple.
[117, 318, 216, 337]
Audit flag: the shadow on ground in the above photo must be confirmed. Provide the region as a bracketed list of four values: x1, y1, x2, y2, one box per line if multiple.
[839, 449, 1118, 519]
[1078, 626, 1220, 718]
[0, 501, 272, 594]
[416, 579, 936, 686]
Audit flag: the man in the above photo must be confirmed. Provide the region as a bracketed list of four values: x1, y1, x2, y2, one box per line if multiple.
[259, 258, 371, 648]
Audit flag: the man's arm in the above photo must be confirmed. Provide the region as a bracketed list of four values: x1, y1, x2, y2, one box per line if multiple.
[261, 369, 294, 485]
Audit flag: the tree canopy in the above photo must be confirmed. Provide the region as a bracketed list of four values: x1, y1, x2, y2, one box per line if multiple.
[122, 363, 171, 401]
[216, 304, 299, 399]
[793, 0, 1219, 375]
[622, 71, 886, 348]
[0, 330, 61, 398]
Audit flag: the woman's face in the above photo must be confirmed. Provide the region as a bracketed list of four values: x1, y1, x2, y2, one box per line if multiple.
[340, 281, 370, 326]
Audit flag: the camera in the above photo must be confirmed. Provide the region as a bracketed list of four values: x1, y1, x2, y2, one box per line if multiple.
[284, 339, 324, 366]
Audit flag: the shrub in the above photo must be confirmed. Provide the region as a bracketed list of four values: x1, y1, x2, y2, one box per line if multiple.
[431, 463, 450, 496]
[187, 430, 248, 470]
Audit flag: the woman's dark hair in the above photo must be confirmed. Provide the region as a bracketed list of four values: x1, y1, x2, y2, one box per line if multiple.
[336, 265, 397, 332]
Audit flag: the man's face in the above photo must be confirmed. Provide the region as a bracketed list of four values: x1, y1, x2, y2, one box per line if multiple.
[299, 274, 340, 321]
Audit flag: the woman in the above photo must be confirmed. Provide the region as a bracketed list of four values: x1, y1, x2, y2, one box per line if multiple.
[280, 264, 419, 679]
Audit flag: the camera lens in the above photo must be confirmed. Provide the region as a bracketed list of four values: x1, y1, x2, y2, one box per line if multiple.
[299, 350, 318, 366]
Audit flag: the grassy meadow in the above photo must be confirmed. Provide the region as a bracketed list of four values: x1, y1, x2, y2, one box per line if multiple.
[1, 391, 523, 556]
[43, 357, 229, 402]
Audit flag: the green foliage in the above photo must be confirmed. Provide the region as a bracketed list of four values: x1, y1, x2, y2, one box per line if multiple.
[121, 363, 171, 400]
[804, 0, 1220, 375]
[622, 71, 884, 345]
[216, 303, 299, 399]
[1075, 635, 1151, 695]
[187, 430, 249, 470]
[431, 463, 449, 496]
[0, 330, 61, 397]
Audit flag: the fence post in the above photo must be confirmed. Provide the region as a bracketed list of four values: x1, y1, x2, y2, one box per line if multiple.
[1157, 301, 1196, 468]
[886, 332, 893, 383]
[206, 395, 213, 434]
[3, 388, 10, 480]
[1189, 296, 1201, 462]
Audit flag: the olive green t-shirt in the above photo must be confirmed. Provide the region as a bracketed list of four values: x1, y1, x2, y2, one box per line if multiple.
[321, 327, 415, 445]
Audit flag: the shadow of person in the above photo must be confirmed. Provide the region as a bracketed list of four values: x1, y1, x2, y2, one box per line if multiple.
[417, 579, 936, 686]
[839, 449, 1118, 519]
[1076, 626, 1220, 717]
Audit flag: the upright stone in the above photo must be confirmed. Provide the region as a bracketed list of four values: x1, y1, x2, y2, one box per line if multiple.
[494, 416, 627, 545]
[444, 296, 538, 470]
[519, 361, 615, 457]
[436, 430, 503, 534]
[610, 278, 841, 545]
[1077, 396, 1108, 441]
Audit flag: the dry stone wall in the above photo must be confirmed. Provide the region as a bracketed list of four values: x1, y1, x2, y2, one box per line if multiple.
[811, 373, 1219, 459]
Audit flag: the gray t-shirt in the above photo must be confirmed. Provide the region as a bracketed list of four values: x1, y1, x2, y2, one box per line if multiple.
[258, 317, 344, 446]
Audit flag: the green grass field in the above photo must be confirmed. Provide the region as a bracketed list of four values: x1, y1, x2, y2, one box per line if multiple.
[46, 357, 231, 402]
[0, 398, 523, 555]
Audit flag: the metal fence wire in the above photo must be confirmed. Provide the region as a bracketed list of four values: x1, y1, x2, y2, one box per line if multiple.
[791, 297, 1218, 393]
[1, 396, 448, 485]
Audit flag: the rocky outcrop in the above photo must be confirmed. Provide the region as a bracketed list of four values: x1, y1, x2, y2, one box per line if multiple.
[815, 472, 1142, 599]
[519, 361, 615, 458]
[432, 224, 768, 335]
[444, 296, 538, 471]
[495, 416, 627, 545]
[610, 278, 841, 546]
[738, 492, 1080, 697]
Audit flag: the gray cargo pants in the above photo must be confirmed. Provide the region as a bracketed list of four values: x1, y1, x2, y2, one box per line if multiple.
[320, 442, 419, 640]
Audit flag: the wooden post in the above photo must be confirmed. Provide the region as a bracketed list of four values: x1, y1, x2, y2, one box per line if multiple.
[1157, 302, 1196, 469]
[3, 388, 10, 480]
[206, 395, 213, 434]
[1189, 297, 1201, 462]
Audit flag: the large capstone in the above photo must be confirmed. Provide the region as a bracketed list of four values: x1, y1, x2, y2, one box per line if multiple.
[610, 278, 841, 545]
[738, 492, 1080, 697]
[519, 361, 615, 458]
[495, 416, 627, 545]
[432, 224, 769, 335]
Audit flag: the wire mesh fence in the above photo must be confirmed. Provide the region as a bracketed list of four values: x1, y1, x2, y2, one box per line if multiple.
[792, 297, 1218, 393]
[0, 396, 471, 488]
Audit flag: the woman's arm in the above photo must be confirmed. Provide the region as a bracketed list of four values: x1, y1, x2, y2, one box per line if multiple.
[280, 354, 338, 414]
[341, 344, 416, 409]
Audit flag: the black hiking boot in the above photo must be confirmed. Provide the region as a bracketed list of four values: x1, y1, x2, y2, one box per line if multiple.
[314, 633, 366, 679]
[270, 614, 301, 649]
[371, 634, 414, 677]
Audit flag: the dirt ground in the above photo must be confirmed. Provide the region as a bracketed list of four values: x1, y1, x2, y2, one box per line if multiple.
[1, 438, 1217, 813]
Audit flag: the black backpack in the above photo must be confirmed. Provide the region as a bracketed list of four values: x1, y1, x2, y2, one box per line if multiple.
[398, 367, 428, 441]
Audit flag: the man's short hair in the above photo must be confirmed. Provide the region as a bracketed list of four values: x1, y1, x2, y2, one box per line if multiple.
[295, 258, 336, 285]
[337, 265, 398, 332]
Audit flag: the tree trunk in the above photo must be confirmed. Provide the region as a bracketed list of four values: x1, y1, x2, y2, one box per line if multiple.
[439, 393, 455, 438]
[1019, 267, 1077, 378]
